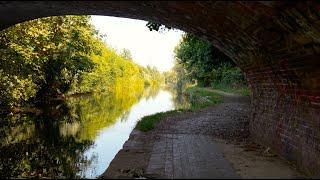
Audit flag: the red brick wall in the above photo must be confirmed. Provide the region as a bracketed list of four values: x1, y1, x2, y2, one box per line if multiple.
[0, 1, 319, 177]
[243, 7, 320, 173]
[247, 62, 320, 176]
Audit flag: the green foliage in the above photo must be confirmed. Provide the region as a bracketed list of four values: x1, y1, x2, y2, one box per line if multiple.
[136, 86, 223, 132]
[163, 62, 190, 95]
[68, 42, 146, 95]
[209, 63, 250, 96]
[0, 71, 37, 107]
[141, 65, 164, 87]
[136, 110, 181, 132]
[172, 33, 250, 96]
[0, 15, 164, 111]
[174, 33, 236, 87]
[184, 87, 223, 111]
[210, 83, 251, 96]
[210, 63, 246, 87]
[0, 74, 163, 178]
[67, 83, 145, 141]
[0, 15, 100, 107]
[0, 111, 93, 178]
[145, 22, 248, 95]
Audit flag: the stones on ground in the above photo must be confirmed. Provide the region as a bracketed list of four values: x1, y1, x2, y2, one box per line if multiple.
[103, 90, 305, 179]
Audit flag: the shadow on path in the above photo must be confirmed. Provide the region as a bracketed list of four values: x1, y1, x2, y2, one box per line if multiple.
[102, 89, 306, 179]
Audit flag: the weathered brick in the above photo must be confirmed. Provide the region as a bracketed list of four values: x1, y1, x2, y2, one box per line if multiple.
[0, 1, 319, 178]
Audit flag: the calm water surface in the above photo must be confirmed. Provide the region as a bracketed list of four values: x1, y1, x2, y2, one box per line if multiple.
[0, 87, 188, 178]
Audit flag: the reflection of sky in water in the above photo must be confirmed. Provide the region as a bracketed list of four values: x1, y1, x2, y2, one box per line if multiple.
[80, 90, 175, 178]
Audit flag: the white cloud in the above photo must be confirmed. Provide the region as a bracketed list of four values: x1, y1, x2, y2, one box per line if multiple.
[90, 15, 184, 72]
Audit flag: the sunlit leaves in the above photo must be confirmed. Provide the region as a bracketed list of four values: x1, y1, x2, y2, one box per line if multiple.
[0, 15, 164, 109]
[0, 15, 101, 107]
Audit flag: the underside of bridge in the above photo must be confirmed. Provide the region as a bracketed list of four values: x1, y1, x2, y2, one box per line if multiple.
[1, 1, 319, 177]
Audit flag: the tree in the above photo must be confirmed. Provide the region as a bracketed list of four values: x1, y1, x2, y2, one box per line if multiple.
[0, 16, 168, 110]
[0, 15, 100, 106]
[120, 48, 132, 61]
[174, 33, 235, 86]
[145, 22, 242, 87]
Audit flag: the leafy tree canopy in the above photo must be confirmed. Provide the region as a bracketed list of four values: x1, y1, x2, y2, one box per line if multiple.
[0, 16, 164, 110]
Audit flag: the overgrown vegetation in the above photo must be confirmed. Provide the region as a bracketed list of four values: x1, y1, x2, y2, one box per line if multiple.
[0, 17, 167, 178]
[161, 34, 250, 96]
[146, 21, 249, 96]
[136, 22, 251, 133]
[0, 16, 98, 107]
[209, 63, 250, 96]
[0, 16, 163, 112]
[172, 33, 249, 95]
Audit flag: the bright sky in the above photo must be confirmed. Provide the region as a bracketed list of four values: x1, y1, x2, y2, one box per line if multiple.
[90, 15, 184, 72]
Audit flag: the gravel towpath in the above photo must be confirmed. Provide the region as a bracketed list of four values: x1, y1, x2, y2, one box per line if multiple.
[101, 90, 305, 179]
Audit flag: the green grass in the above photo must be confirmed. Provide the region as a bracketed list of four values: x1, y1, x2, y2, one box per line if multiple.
[136, 86, 223, 132]
[136, 110, 184, 132]
[211, 84, 251, 96]
[185, 86, 223, 111]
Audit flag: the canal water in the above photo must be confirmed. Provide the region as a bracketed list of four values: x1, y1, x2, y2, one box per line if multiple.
[0, 87, 189, 178]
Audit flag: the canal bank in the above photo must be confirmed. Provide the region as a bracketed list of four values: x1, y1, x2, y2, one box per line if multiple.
[101, 90, 306, 179]
[0, 86, 189, 178]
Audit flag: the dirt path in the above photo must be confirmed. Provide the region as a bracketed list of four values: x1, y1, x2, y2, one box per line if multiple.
[101, 90, 306, 179]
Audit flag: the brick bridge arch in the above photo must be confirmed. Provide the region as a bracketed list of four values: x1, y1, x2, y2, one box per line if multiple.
[1, 1, 319, 177]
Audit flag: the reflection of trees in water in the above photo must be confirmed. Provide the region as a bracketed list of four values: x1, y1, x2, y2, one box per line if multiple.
[163, 85, 190, 110]
[142, 85, 161, 101]
[119, 110, 130, 122]
[0, 82, 166, 178]
[0, 104, 94, 178]
[66, 85, 145, 141]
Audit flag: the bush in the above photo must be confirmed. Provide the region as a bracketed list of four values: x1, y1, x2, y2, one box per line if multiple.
[210, 63, 246, 88]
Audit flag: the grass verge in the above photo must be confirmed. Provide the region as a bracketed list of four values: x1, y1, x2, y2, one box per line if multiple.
[136, 86, 223, 132]
[211, 84, 251, 96]
[185, 86, 223, 111]
[136, 110, 184, 132]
